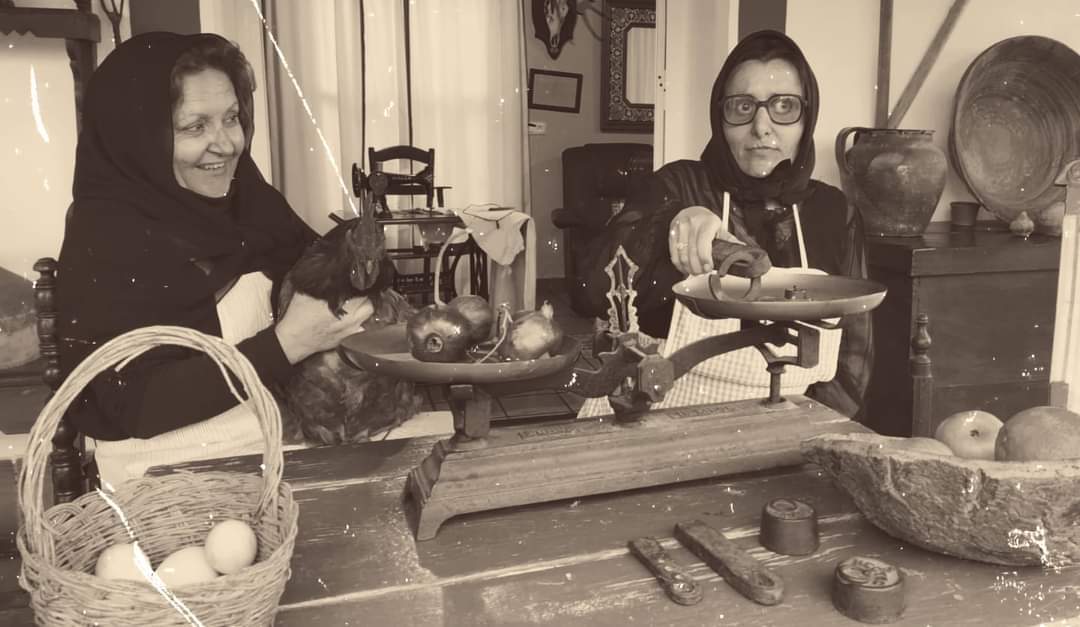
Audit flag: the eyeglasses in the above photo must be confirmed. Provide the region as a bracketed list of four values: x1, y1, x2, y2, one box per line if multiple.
[721, 94, 805, 126]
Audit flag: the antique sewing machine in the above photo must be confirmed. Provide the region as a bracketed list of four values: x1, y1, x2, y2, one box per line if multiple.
[341, 245, 887, 540]
[351, 161, 440, 219]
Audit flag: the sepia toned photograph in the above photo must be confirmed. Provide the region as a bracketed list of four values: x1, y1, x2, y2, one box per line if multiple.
[1, 1, 1079, 625]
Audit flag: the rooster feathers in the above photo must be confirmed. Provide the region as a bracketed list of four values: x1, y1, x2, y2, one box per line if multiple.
[277, 183, 420, 445]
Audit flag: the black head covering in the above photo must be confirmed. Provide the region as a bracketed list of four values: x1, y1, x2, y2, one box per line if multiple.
[58, 32, 313, 371]
[700, 29, 819, 210]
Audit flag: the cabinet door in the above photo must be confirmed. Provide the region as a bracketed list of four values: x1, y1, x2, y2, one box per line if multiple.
[918, 271, 1056, 428]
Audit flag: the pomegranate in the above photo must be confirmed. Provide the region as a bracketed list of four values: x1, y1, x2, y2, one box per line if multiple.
[499, 302, 564, 361]
[447, 294, 494, 344]
[407, 305, 472, 363]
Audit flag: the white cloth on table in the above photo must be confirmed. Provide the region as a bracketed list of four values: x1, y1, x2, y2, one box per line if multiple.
[445, 207, 536, 310]
[453, 207, 531, 267]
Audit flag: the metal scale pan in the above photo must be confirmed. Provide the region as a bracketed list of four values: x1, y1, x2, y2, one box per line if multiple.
[673, 271, 887, 322]
[339, 324, 581, 385]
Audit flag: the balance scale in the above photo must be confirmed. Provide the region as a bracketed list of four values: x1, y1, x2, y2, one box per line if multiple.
[341, 247, 887, 540]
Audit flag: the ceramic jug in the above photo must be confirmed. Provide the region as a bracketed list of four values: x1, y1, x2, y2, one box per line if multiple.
[835, 127, 948, 237]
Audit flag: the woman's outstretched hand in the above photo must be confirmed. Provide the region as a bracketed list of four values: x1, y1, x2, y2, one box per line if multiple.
[668, 206, 744, 275]
[275, 292, 374, 364]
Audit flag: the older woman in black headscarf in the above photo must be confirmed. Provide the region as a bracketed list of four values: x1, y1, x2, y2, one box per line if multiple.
[57, 32, 374, 484]
[580, 30, 872, 419]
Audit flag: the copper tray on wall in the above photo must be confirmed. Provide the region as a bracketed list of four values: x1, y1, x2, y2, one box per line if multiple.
[950, 35, 1080, 223]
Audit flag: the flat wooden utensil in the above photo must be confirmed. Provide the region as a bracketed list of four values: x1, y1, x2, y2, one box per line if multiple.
[627, 537, 704, 606]
[674, 519, 785, 606]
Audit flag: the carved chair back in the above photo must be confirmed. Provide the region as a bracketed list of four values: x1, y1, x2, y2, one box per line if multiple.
[34, 257, 96, 504]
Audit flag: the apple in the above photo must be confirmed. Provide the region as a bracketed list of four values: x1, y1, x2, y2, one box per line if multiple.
[889, 436, 954, 456]
[406, 305, 472, 363]
[995, 406, 1080, 462]
[933, 410, 1003, 460]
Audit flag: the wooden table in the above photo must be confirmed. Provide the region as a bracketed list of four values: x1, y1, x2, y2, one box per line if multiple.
[2, 437, 1079, 626]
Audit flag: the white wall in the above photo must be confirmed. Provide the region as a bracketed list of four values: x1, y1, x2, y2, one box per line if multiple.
[524, 0, 649, 280]
[0, 0, 130, 281]
[788, 0, 1080, 223]
[656, 0, 737, 166]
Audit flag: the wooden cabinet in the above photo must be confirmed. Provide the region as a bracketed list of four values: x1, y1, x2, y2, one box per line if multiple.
[865, 223, 1060, 437]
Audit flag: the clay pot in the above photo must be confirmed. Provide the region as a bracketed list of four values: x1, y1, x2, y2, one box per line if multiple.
[836, 127, 948, 237]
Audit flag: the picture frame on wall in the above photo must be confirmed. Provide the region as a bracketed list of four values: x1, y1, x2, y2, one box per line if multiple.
[528, 69, 583, 114]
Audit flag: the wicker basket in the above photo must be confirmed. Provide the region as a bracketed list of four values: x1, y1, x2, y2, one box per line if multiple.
[16, 326, 300, 626]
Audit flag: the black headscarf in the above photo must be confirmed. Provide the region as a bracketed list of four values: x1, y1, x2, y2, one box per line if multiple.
[700, 30, 819, 211]
[58, 32, 313, 373]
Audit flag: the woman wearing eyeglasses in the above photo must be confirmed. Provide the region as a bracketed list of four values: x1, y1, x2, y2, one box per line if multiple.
[579, 29, 872, 419]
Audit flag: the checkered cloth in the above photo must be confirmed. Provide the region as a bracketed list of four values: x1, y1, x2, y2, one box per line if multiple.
[577, 268, 842, 418]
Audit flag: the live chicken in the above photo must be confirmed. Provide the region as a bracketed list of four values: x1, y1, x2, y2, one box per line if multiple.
[276, 183, 420, 444]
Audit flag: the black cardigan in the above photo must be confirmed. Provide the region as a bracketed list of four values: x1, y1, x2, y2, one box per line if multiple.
[59, 270, 298, 441]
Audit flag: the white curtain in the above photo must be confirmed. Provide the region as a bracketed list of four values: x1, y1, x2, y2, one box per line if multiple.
[204, 1, 532, 303]
[408, 0, 533, 306]
[409, 1, 529, 213]
[258, 0, 364, 233]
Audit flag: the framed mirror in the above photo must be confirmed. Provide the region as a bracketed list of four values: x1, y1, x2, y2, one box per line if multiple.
[601, 0, 656, 133]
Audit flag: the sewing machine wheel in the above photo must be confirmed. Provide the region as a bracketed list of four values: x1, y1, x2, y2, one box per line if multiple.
[339, 322, 581, 384]
[674, 272, 886, 321]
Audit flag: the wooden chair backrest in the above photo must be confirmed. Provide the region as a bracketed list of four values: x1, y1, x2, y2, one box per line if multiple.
[33, 257, 92, 503]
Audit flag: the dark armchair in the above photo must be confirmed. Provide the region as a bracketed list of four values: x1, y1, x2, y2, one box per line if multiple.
[551, 142, 653, 316]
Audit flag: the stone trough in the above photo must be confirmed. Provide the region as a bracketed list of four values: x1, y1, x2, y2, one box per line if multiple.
[802, 432, 1080, 567]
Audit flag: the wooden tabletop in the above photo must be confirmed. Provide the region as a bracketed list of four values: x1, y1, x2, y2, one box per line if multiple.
[3, 436, 1079, 626]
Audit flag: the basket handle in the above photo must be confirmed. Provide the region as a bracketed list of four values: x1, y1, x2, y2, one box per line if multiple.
[17, 326, 284, 557]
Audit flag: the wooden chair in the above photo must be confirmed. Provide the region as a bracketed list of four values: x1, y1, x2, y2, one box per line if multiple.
[34, 257, 98, 503]
[354, 147, 485, 306]
[14, 1, 102, 503]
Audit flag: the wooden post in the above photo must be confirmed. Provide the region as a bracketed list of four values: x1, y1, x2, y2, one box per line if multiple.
[1050, 160, 1080, 412]
[875, 0, 892, 128]
[910, 314, 933, 436]
[886, 0, 967, 129]
[34, 258, 86, 503]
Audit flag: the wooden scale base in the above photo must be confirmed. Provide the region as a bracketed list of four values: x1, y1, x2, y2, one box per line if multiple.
[407, 392, 865, 540]
[340, 248, 887, 540]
